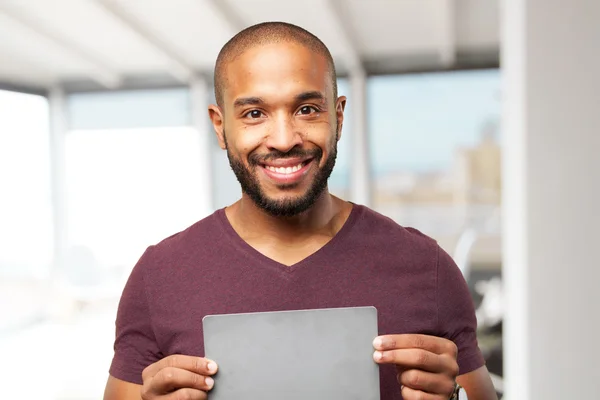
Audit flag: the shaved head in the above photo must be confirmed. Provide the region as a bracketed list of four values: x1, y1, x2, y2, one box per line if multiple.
[214, 21, 338, 108]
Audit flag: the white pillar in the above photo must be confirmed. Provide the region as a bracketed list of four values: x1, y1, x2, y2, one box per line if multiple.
[501, 1, 600, 399]
[349, 67, 372, 207]
[48, 86, 68, 277]
[190, 76, 214, 216]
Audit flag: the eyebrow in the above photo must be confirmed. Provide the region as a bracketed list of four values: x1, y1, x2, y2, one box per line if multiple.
[233, 96, 265, 108]
[294, 91, 326, 103]
[232, 91, 327, 109]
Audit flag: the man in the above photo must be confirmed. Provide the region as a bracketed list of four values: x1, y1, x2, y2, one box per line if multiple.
[104, 22, 497, 400]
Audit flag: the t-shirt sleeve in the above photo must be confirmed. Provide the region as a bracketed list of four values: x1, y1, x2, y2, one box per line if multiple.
[109, 246, 162, 384]
[436, 245, 485, 375]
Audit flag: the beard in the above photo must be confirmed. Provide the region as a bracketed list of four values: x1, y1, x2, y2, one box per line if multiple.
[224, 129, 338, 217]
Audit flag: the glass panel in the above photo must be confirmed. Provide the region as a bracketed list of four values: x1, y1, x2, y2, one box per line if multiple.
[0, 90, 52, 279]
[68, 88, 191, 130]
[65, 127, 206, 273]
[1, 87, 208, 400]
[368, 69, 501, 269]
[0, 89, 53, 375]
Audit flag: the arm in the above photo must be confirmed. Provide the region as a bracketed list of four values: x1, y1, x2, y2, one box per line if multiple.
[103, 376, 142, 400]
[104, 356, 217, 400]
[437, 244, 495, 399]
[457, 366, 497, 400]
[103, 356, 218, 400]
[372, 244, 497, 399]
[104, 247, 156, 400]
[104, 247, 218, 400]
[373, 335, 498, 400]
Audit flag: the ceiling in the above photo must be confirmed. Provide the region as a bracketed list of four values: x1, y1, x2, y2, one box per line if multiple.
[0, 0, 499, 93]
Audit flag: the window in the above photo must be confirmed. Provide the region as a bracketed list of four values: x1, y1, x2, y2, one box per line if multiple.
[0, 90, 52, 279]
[65, 88, 206, 273]
[368, 70, 501, 268]
[65, 127, 207, 272]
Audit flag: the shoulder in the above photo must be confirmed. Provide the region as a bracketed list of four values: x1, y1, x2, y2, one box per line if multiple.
[135, 209, 226, 273]
[352, 204, 441, 256]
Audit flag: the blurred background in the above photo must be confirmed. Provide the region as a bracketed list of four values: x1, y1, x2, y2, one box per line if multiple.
[0, 1, 597, 399]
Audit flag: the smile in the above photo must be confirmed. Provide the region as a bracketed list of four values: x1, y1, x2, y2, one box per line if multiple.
[264, 161, 306, 175]
[260, 159, 314, 184]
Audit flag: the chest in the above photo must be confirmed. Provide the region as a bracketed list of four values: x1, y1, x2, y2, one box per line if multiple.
[147, 255, 438, 358]
[243, 235, 334, 267]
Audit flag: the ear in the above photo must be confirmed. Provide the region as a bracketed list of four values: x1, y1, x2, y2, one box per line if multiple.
[335, 95, 347, 141]
[208, 104, 227, 150]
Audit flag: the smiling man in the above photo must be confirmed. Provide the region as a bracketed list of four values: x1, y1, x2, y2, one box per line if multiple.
[104, 22, 497, 400]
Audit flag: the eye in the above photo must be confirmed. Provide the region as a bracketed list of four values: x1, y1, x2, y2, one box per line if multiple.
[297, 106, 319, 116]
[244, 110, 264, 119]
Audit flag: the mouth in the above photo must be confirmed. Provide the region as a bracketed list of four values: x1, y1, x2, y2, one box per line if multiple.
[259, 158, 314, 185]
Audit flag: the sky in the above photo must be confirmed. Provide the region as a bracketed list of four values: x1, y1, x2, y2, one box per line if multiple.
[332, 69, 501, 184]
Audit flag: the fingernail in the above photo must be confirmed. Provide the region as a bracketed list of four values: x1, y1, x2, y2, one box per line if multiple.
[206, 377, 214, 389]
[207, 361, 217, 372]
[373, 337, 382, 348]
[373, 351, 383, 361]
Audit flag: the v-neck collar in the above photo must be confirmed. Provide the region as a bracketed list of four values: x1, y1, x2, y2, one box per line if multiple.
[215, 203, 363, 273]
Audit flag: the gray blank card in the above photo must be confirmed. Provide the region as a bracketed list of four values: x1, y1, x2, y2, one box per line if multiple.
[203, 306, 380, 400]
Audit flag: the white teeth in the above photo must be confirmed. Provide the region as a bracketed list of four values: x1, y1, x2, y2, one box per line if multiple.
[266, 162, 304, 174]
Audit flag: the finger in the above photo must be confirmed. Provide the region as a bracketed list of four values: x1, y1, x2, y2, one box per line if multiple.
[374, 348, 458, 375]
[148, 367, 215, 394]
[162, 388, 208, 400]
[373, 334, 457, 357]
[400, 385, 447, 400]
[143, 355, 218, 381]
[397, 369, 456, 396]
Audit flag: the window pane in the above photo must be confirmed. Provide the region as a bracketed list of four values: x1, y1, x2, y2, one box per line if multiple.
[68, 88, 191, 130]
[65, 127, 207, 272]
[368, 70, 501, 267]
[0, 90, 52, 279]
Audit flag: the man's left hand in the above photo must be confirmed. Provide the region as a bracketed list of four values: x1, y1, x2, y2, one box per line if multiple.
[373, 334, 459, 400]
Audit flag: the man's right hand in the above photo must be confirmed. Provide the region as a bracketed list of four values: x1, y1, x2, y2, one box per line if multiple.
[140, 355, 218, 400]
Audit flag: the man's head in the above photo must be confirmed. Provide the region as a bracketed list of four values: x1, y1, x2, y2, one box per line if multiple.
[213, 22, 338, 109]
[209, 22, 346, 217]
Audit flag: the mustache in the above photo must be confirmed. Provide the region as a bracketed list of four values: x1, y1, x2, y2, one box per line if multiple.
[249, 148, 322, 165]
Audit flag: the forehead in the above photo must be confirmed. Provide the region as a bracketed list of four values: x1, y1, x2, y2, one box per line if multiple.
[221, 42, 332, 106]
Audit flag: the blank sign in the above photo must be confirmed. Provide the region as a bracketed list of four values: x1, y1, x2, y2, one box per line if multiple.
[203, 306, 380, 400]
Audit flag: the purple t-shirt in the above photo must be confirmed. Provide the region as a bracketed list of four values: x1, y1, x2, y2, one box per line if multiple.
[109, 204, 484, 399]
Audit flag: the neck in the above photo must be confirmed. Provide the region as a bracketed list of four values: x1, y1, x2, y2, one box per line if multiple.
[227, 189, 345, 240]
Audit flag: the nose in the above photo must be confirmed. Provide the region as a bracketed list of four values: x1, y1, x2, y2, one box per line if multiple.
[265, 114, 303, 153]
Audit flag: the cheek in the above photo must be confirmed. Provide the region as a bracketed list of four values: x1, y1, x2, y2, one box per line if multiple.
[305, 121, 335, 143]
[323, 130, 338, 151]
[228, 130, 265, 157]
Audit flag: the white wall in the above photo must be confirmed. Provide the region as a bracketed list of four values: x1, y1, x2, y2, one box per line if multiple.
[502, 1, 600, 399]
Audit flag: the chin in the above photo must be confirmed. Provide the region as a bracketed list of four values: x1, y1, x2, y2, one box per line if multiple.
[262, 179, 308, 195]
[264, 192, 309, 205]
